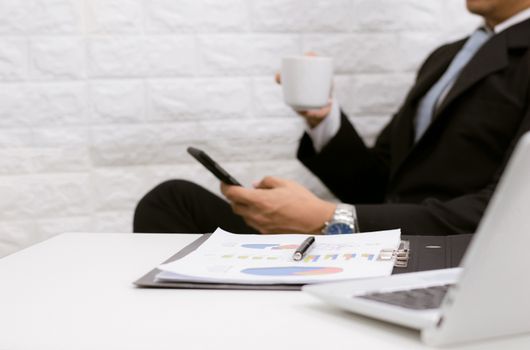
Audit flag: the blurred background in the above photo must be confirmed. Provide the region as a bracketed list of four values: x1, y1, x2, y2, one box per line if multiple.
[0, 0, 479, 257]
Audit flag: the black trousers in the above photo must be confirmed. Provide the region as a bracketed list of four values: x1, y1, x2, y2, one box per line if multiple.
[133, 180, 258, 234]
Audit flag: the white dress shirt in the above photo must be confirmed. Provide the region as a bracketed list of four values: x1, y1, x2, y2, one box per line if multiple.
[306, 7, 530, 153]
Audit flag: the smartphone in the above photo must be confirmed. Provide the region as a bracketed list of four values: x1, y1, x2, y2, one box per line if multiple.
[187, 147, 242, 186]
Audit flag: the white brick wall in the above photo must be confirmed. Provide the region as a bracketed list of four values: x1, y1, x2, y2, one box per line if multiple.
[0, 0, 479, 257]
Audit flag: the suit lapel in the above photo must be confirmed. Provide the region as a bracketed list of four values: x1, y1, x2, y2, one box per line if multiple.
[391, 34, 509, 177]
[433, 33, 509, 119]
[389, 41, 465, 174]
[404, 42, 464, 107]
[389, 18, 530, 179]
[426, 18, 530, 131]
[434, 18, 530, 117]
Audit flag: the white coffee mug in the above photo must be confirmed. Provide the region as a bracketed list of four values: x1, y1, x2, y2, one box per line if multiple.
[281, 56, 334, 111]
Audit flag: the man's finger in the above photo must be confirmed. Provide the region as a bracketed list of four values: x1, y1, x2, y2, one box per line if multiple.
[222, 185, 257, 205]
[297, 110, 309, 118]
[255, 176, 284, 189]
[275, 72, 281, 85]
[305, 102, 332, 118]
[220, 182, 230, 195]
[232, 203, 267, 226]
[304, 109, 329, 119]
[231, 202, 253, 216]
[232, 206, 270, 232]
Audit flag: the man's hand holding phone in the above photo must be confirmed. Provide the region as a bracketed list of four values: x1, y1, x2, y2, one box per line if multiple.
[221, 176, 335, 234]
[187, 147, 335, 234]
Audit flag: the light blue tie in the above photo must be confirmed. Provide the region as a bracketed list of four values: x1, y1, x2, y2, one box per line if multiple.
[414, 29, 492, 142]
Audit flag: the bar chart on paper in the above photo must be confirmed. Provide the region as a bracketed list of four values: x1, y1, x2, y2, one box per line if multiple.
[219, 252, 376, 262]
[241, 244, 299, 250]
[156, 228, 401, 285]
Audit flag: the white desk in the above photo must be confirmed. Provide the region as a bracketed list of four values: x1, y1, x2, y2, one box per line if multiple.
[0, 233, 528, 350]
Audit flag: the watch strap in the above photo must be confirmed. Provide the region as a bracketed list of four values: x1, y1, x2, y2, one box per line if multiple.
[323, 203, 359, 234]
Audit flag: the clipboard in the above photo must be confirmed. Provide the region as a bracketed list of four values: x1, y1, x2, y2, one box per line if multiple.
[134, 233, 473, 290]
[393, 234, 473, 274]
[134, 233, 301, 290]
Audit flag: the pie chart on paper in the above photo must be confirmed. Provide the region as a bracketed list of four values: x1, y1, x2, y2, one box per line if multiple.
[241, 266, 343, 276]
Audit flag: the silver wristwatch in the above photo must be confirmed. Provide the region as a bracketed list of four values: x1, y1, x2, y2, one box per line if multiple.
[322, 203, 359, 235]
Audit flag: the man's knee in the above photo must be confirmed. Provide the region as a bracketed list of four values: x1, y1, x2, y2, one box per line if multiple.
[152, 179, 202, 197]
[137, 179, 203, 208]
[133, 179, 205, 232]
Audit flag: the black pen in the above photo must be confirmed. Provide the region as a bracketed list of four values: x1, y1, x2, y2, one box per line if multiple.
[292, 236, 316, 261]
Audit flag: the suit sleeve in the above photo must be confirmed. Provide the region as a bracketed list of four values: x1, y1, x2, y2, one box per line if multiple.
[297, 112, 393, 204]
[296, 43, 460, 204]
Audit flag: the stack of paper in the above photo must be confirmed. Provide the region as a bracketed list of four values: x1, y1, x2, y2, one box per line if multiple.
[156, 228, 401, 285]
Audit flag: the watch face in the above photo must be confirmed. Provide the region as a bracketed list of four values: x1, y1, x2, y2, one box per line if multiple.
[326, 222, 354, 235]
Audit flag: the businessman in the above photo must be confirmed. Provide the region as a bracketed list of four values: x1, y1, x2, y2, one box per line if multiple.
[134, 0, 530, 236]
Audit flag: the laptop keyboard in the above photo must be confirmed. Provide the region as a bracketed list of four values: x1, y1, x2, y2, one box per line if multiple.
[358, 284, 453, 310]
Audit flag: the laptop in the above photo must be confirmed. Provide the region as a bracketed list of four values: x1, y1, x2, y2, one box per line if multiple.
[303, 132, 530, 347]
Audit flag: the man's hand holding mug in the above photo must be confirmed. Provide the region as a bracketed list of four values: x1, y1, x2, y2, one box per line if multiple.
[276, 54, 334, 128]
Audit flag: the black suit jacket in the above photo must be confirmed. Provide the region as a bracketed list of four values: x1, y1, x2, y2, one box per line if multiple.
[298, 19, 530, 235]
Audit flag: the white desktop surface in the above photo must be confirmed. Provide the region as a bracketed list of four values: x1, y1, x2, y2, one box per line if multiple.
[0, 233, 528, 350]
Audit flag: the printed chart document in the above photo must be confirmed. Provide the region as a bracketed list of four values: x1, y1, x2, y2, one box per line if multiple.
[156, 228, 401, 285]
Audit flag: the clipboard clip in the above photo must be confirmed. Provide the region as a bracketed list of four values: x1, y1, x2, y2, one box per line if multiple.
[377, 240, 410, 268]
